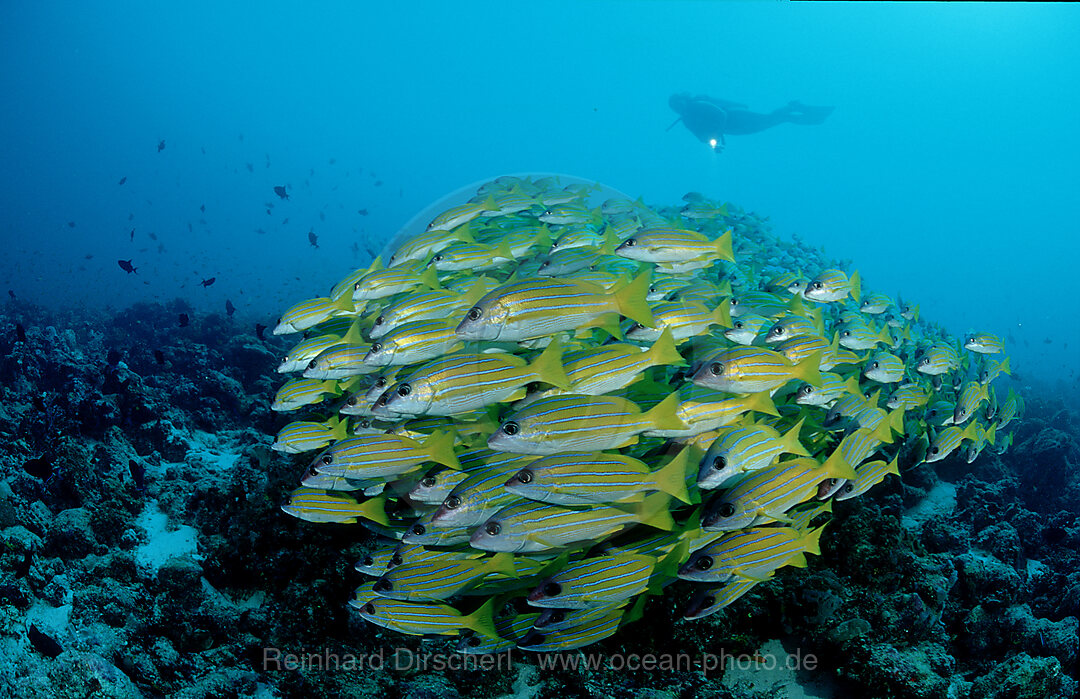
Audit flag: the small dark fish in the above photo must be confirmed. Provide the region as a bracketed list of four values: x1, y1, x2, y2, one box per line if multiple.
[1043, 337, 1052, 345]
[117, 176, 127, 185]
[200, 204, 205, 213]
[129, 459, 147, 492]
[308, 231, 319, 249]
[329, 157, 337, 164]
[128, 212, 134, 221]
[266, 209, 272, 216]
[28, 625, 63, 658]
[319, 211, 326, 221]
[23, 456, 52, 480]
[154, 349, 165, 365]
[350, 242, 359, 258]
[226, 299, 236, 317]
[178, 313, 189, 328]
[67, 221, 76, 228]
[282, 218, 289, 225]
[129, 228, 135, 242]
[8, 290, 15, 300]
[15, 324, 26, 342]
[117, 259, 137, 274]
[148, 232, 157, 241]
[273, 185, 289, 200]
[106, 349, 122, 366]
[255, 323, 267, 340]
[255, 228, 267, 235]
[374, 180, 383, 187]
[246, 163, 254, 173]
[357, 208, 368, 216]
[157, 139, 166, 152]
[201, 277, 216, 288]
[15, 545, 32, 578]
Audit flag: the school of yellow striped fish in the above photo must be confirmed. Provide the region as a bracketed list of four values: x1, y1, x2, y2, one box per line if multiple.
[267, 175, 1022, 653]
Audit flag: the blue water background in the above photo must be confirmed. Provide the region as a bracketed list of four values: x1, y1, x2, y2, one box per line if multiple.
[1, 1, 1077, 384]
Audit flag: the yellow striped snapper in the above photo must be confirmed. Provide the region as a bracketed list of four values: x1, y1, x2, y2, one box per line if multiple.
[382, 341, 568, 416]
[355, 547, 397, 576]
[488, 225, 551, 258]
[997, 389, 1021, 428]
[993, 430, 1014, 455]
[389, 226, 475, 265]
[457, 611, 541, 654]
[979, 356, 1011, 385]
[533, 601, 629, 632]
[794, 373, 863, 407]
[762, 315, 823, 344]
[277, 333, 348, 373]
[964, 331, 1004, 354]
[776, 334, 831, 365]
[455, 274, 654, 342]
[550, 328, 684, 396]
[488, 392, 687, 455]
[273, 295, 356, 335]
[372, 552, 518, 602]
[271, 377, 349, 412]
[469, 493, 674, 553]
[312, 430, 460, 480]
[677, 525, 824, 583]
[697, 419, 811, 489]
[803, 269, 861, 303]
[859, 291, 893, 315]
[682, 573, 773, 620]
[363, 318, 463, 367]
[953, 381, 989, 425]
[922, 401, 956, 428]
[548, 225, 612, 252]
[304, 343, 378, 380]
[691, 346, 823, 394]
[427, 199, 497, 232]
[369, 287, 484, 340]
[863, 350, 905, 383]
[626, 300, 732, 343]
[601, 197, 643, 216]
[763, 271, 802, 295]
[272, 416, 351, 454]
[517, 604, 630, 651]
[300, 468, 386, 494]
[886, 383, 930, 410]
[834, 456, 900, 501]
[965, 422, 997, 463]
[615, 228, 734, 265]
[431, 466, 530, 528]
[280, 487, 388, 525]
[401, 513, 474, 547]
[356, 597, 499, 638]
[646, 276, 690, 301]
[409, 449, 537, 505]
[645, 388, 778, 439]
[729, 291, 790, 318]
[352, 261, 440, 301]
[527, 553, 656, 608]
[680, 200, 729, 220]
[330, 258, 383, 300]
[431, 240, 514, 272]
[725, 314, 770, 345]
[916, 343, 962, 375]
[480, 187, 539, 216]
[504, 448, 694, 506]
[537, 246, 609, 277]
[538, 201, 599, 225]
[924, 422, 979, 463]
[701, 453, 854, 530]
[836, 320, 892, 351]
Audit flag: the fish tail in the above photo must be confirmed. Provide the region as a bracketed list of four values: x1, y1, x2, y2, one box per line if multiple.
[636, 492, 675, 531]
[423, 430, 461, 470]
[885, 456, 901, 477]
[744, 390, 780, 417]
[463, 598, 500, 639]
[329, 416, 350, 442]
[849, 271, 862, 304]
[528, 337, 570, 389]
[999, 356, 1011, 376]
[794, 351, 824, 387]
[575, 315, 623, 342]
[455, 223, 477, 245]
[711, 298, 732, 329]
[843, 375, 863, 397]
[822, 444, 857, 480]
[652, 449, 694, 505]
[887, 407, 906, 437]
[800, 524, 826, 557]
[647, 327, 686, 368]
[781, 418, 811, 457]
[342, 319, 365, 345]
[713, 229, 734, 263]
[876, 324, 892, 346]
[613, 271, 656, 328]
[360, 496, 390, 526]
[786, 552, 809, 569]
[485, 552, 519, 578]
[643, 392, 689, 433]
[418, 265, 441, 290]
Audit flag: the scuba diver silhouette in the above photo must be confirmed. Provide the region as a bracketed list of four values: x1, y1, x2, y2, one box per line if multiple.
[668, 93, 834, 153]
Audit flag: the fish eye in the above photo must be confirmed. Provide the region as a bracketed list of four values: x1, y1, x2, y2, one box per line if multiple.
[375, 378, 386, 388]
[734, 321, 743, 329]
[771, 326, 784, 335]
[703, 595, 716, 607]
[799, 385, 814, 396]
[371, 343, 382, 352]
[307, 359, 318, 369]
[516, 468, 533, 484]
[397, 383, 412, 397]
[542, 582, 562, 597]
[709, 362, 724, 375]
[813, 281, 823, 289]
[930, 446, 940, 454]
[373, 579, 391, 592]
[695, 555, 714, 570]
[361, 555, 374, 566]
[391, 554, 403, 566]
[552, 611, 566, 623]
[718, 502, 736, 517]
[631, 323, 644, 331]
[445, 495, 461, 509]
[485, 521, 501, 536]
[872, 362, 879, 369]
[842, 331, 851, 337]
[623, 238, 636, 247]
[433, 254, 443, 262]
[467, 307, 483, 321]
[467, 636, 481, 647]
[411, 524, 426, 536]
[374, 315, 384, 326]
[347, 396, 358, 406]
[502, 421, 519, 435]
[359, 419, 372, 428]
[712, 455, 726, 471]
[354, 282, 362, 290]
[843, 484, 854, 493]
[362, 603, 376, 614]
[421, 476, 437, 487]
[322, 455, 332, 465]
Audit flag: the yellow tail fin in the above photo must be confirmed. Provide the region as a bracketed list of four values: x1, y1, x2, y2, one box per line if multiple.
[613, 271, 656, 328]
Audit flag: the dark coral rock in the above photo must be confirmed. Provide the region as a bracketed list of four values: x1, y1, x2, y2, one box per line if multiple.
[968, 652, 1075, 699]
[45, 507, 97, 560]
